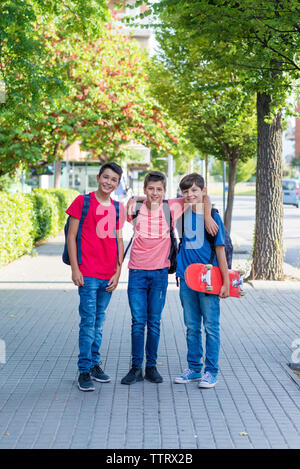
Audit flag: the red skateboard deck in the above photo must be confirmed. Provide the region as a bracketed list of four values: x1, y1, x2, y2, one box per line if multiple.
[184, 263, 245, 298]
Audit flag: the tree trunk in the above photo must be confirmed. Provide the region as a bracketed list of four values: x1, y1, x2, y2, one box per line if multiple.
[252, 92, 284, 280]
[224, 157, 238, 233]
[54, 160, 61, 188]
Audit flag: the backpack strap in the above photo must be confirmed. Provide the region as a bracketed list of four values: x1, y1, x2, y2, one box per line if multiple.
[112, 200, 120, 266]
[77, 194, 91, 265]
[123, 201, 143, 259]
[176, 211, 184, 254]
[162, 199, 172, 234]
[162, 199, 176, 253]
[205, 208, 218, 265]
[113, 199, 120, 224]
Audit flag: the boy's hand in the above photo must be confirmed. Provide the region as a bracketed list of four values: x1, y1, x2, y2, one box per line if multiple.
[106, 272, 120, 292]
[219, 283, 229, 299]
[126, 198, 137, 219]
[205, 215, 219, 236]
[72, 268, 84, 287]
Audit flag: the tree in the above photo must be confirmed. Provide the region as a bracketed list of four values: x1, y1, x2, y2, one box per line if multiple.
[149, 53, 257, 232]
[139, 0, 300, 279]
[0, 0, 110, 175]
[0, 19, 180, 176]
[0, 0, 109, 116]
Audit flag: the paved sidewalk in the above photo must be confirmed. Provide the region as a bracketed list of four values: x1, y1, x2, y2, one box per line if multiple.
[0, 226, 300, 449]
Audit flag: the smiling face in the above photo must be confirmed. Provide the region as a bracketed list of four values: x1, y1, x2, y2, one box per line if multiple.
[181, 183, 206, 205]
[97, 168, 120, 195]
[144, 180, 166, 207]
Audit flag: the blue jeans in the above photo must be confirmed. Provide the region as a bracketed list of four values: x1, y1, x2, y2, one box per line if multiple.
[179, 279, 220, 376]
[128, 268, 168, 368]
[77, 277, 112, 373]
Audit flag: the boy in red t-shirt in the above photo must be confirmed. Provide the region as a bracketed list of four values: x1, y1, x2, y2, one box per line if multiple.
[66, 162, 125, 391]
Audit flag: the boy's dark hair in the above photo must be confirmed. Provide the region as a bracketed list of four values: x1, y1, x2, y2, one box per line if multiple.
[144, 171, 167, 189]
[99, 162, 123, 180]
[179, 173, 205, 191]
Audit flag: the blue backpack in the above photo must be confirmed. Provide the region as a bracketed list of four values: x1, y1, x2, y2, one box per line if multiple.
[62, 194, 120, 265]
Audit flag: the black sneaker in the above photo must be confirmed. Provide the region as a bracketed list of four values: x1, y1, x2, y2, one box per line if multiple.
[121, 366, 144, 385]
[145, 366, 163, 383]
[78, 373, 95, 392]
[90, 364, 111, 383]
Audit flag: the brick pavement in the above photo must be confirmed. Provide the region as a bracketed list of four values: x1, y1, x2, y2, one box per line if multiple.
[0, 227, 300, 449]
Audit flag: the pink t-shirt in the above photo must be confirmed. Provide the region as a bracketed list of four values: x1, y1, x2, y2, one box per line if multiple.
[128, 198, 185, 270]
[66, 192, 125, 279]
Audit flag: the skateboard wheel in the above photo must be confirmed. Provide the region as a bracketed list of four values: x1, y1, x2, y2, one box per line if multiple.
[239, 291, 246, 297]
[205, 264, 213, 270]
[205, 286, 213, 291]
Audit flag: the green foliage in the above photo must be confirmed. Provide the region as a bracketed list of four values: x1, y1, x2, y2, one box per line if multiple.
[31, 189, 60, 240]
[0, 173, 15, 192]
[31, 188, 78, 241]
[146, 0, 300, 113]
[149, 48, 257, 167]
[0, 0, 109, 117]
[0, 16, 181, 175]
[0, 192, 35, 266]
[211, 158, 257, 183]
[0, 188, 78, 266]
[292, 155, 300, 168]
[47, 188, 77, 228]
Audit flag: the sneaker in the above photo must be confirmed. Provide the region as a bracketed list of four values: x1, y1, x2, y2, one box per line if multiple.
[78, 373, 95, 392]
[90, 364, 111, 383]
[121, 366, 144, 385]
[198, 371, 218, 388]
[145, 366, 163, 383]
[174, 368, 202, 384]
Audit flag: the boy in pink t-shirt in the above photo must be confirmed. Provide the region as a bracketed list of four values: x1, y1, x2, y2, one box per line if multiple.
[66, 162, 125, 392]
[121, 171, 217, 385]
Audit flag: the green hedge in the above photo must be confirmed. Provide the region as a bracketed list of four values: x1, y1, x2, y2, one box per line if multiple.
[0, 188, 79, 266]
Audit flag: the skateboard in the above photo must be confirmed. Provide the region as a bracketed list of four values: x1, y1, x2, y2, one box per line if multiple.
[184, 263, 245, 298]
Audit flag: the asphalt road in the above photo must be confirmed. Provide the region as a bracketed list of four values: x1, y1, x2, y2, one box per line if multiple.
[211, 195, 300, 269]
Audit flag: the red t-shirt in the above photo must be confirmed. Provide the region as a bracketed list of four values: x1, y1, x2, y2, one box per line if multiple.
[66, 192, 125, 280]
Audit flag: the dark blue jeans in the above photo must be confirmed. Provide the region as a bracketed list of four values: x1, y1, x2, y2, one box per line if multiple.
[128, 268, 168, 368]
[78, 277, 112, 373]
[179, 278, 220, 376]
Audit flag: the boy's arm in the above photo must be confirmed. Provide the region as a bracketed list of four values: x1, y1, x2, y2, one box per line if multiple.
[106, 229, 124, 292]
[67, 216, 84, 287]
[215, 245, 229, 299]
[203, 194, 219, 236]
[126, 198, 137, 222]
